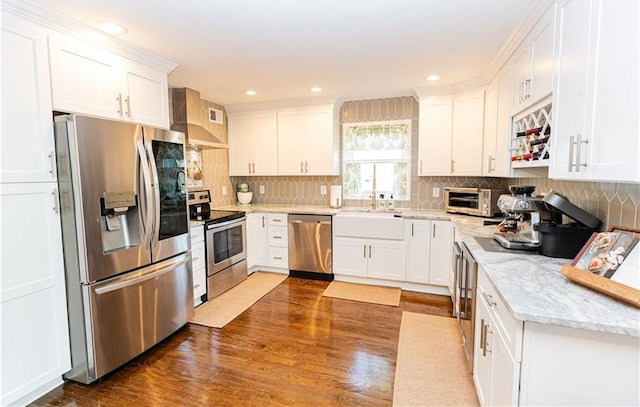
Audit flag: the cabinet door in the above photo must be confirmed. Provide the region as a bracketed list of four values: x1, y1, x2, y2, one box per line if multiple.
[451, 90, 485, 175]
[473, 295, 493, 406]
[333, 237, 368, 277]
[49, 34, 121, 120]
[482, 81, 499, 176]
[551, 0, 639, 182]
[228, 115, 254, 175]
[1, 183, 70, 406]
[303, 107, 336, 175]
[252, 113, 279, 175]
[417, 96, 453, 175]
[277, 110, 305, 175]
[122, 60, 170, 128]
[429, 221, 452, 286]
[368, 240, 407, 281]
[406, 220, 431, 284]
[247, 213, 267, 268]
[529, 4, 556, 103]
[1, 15, 56, 183]
[511, 41, 531, 113]
[483, 65, 512, 177]
[491, 329, 521, 407]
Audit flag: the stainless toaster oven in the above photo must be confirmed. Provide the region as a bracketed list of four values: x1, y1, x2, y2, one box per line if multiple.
[444, 187, 505, 217]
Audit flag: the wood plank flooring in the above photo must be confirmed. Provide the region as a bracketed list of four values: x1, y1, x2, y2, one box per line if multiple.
[32, 277, 453, 407]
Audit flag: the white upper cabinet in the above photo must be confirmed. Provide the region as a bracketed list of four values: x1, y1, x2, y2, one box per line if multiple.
[228, 110, 279, 176]
[550, 0, 639, 182]
[483, 64, 513, 177]
[49, 34, 170, 128]
[417, 96, 453, 176]
[1, 15, 57, 183]
[511, 3, 556, 114]
[277, 105, 337, 175]
[451, 89, 485, 176]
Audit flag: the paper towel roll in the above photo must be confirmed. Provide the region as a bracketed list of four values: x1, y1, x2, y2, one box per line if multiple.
[330, 185, 342, 208]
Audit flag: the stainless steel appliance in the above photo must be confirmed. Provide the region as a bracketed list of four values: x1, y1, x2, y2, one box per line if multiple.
[288, 214, 333, 281]
[54, 114, 193, 384]
[187, 189, 247, 298]
[494, 186, 601, 257]
[454, 241, 477, 373]
[205, 212, 247, 298]
[444, 187, 506, 217]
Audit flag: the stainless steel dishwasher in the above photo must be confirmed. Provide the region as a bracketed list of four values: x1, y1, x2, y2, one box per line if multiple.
[288, 214, 333, 281]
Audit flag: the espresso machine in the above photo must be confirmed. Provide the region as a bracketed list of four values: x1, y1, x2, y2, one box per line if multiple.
[494, 186, 602, 258]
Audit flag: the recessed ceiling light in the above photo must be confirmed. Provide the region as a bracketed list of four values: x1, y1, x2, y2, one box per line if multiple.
[426, 75, 440, 81]
[244, 90, 257, 96]
[310, 87, 322, 93]
[97, 21, 128, 35]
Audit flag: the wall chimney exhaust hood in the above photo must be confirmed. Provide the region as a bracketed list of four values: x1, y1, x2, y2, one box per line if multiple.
[171, 88, 228, 148]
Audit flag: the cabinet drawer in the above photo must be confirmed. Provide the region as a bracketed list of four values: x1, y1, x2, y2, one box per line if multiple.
[193, 267, 206, 299]
[267, 213, 287, 226]
[477, 267, 523, 361]
[268, 246, 288, 268]
[192, 241, 205, 270]
[190, 224, 205, 243]
[268, 225, 288, 247]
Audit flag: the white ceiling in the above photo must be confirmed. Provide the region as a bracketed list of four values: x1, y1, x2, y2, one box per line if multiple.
[32, 0, 536, 106]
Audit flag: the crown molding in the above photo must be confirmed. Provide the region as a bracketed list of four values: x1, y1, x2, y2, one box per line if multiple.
[225, 95, 339, 113]
[413, 76, 487, 99]
[1, 0, 177, 73]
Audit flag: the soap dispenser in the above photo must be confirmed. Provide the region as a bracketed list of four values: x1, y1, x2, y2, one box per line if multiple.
[388, 194, 395, 210]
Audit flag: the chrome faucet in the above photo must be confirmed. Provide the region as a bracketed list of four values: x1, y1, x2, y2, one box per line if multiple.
[370, 164, 377, 210]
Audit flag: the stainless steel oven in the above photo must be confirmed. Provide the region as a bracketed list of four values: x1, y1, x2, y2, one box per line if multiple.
[454, 241, 478, 373]
[205, 213, 247, 298]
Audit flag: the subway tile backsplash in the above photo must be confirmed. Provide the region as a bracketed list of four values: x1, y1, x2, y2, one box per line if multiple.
[201, 96, 638, 230]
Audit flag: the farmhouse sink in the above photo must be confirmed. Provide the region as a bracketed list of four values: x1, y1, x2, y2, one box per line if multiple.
[333, 211, 404, 240]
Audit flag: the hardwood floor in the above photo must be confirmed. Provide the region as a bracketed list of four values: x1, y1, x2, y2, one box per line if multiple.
[32, 277, 453, 407]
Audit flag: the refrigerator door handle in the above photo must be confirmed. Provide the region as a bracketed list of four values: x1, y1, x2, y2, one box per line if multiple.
[144, 139, 161, 244]
[94, 255, 190, 294]
[137, 141, 153, 247]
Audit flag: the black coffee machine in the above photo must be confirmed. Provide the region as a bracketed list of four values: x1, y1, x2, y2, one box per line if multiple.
[532, 191, 602, 258]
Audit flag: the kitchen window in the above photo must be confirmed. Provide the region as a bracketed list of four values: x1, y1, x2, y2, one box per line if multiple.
[342, 120, 411, 201]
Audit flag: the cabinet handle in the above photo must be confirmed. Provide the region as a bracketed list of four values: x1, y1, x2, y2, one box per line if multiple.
[363, 245, 366, 258]
[116, 93, 123, 115]
[272, 218, 282, 223]
[52, 188, 59, 214]
[301, 161, 304, 173]
[48, 152, 57, 178]
[249, 162, 252, 173]
[482, 291, 497, 307]
[411, 223, 414, 237]
[432, 224, 436, 238]
[450, 159, 455, 173]
[274, 256, 282, 260]
[193, 256, 199, 261]
[368, 245, 372, 258]
[124, 96, 130, 116]
[273, 236, 282, 239]
[482, 323, 492, 357]
[252, 163, 256, 173]
[262, 216, 265, 228]
[480, 318, 486, 352]
[520, 78, 526, 102]
[194, 284, 200, 289]
[575, 134, 588, 172]
[420, 160, 423, 174]
[305, 161, 308, 173]
[487, 155, 495, 173]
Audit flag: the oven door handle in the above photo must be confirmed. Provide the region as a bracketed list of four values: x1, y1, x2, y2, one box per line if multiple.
[207, 217, 246, 230]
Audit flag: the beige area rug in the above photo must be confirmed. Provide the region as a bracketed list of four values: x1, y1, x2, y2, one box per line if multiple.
[190, 271, 288, 329]
[393, 312, 479, 406]
[322, 281, 401, 306]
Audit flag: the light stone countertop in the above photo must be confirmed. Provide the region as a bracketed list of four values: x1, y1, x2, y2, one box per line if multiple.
[203, 204, 640, 337]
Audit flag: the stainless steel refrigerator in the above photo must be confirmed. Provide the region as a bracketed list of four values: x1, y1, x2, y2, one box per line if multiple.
[54, 114, 193, 384]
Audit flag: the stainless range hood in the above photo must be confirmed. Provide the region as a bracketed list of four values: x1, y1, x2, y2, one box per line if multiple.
[171, 87, 228, 148]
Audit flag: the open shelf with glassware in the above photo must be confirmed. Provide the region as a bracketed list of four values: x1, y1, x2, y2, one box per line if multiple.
[511, 101, 552, 169]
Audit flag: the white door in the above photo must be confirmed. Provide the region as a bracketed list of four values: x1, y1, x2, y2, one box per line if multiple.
[122, 60, 170, 128]
[303, 107, 335, 175]
[529, 4, 556, 103]
[451, 90, 485, 175]
[406, 220, 431, 284]
[429, 221, 452, 286]
[252, 113, 279, 175]
[417, 97, 453, 175]
[277, 110, 305, 175]
[228, 115, 254, 175]
[368, 240, 407, 281]
[0, 183, 70, 406]
[333, 237, 368, 277]
[1, 15, 56, 183]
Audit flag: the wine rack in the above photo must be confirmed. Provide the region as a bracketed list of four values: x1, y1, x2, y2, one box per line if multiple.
[511, 102, 552, 168]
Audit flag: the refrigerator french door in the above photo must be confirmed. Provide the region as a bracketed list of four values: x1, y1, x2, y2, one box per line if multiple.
[54, 114, 193, 384]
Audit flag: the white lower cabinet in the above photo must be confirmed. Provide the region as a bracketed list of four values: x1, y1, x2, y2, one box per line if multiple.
[1, 183, 71, 406]
[247, 213, 268, 268]
[406, 219, 452, 286]
[474, 266, 521, 406]
[333, 237, 406, 281]
[189, 224, 206, 306]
